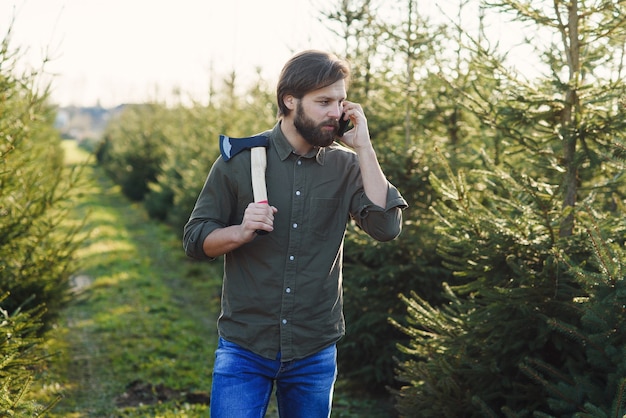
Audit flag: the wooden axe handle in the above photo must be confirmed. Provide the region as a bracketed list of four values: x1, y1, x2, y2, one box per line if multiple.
[251, 146, 269, 236]
[251, 147, 268, 203]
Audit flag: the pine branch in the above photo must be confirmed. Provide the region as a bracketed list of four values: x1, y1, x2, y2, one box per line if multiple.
[471, 395, 499, 418]
[519, 360, 582, 412]
[546, 317, 607, 357]
[523, 357, 575, 387]
[581, 205, 619, 286]
[612, 378, 626, 418]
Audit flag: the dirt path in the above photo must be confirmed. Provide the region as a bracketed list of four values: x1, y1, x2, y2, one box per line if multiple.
[41, 162, 220, 416]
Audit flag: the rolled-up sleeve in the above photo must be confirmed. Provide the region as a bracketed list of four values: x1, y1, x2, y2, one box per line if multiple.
[183, 158, 233, 260]
[183, 217, 221, 260]
[353, 182, 408, 242]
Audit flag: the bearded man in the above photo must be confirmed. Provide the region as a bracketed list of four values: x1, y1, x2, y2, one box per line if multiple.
[183, 50, 407, 418]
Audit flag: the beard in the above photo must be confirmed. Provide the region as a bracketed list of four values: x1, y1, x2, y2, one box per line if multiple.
[293, 102, 338, 148]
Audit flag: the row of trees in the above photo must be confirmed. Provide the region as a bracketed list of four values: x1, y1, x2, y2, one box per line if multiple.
[96, 0, 626, 416]
[0, 26, 86, 415]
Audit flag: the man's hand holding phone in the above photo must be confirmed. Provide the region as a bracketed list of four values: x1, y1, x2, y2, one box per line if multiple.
[337, 101, 371, 152]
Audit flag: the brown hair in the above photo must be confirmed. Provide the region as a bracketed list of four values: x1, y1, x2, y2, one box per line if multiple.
[276, 50, 350, 117]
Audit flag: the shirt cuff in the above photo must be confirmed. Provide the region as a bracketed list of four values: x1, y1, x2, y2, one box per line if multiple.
[183, 220, 223, 261]
[358, 183, 408, 217]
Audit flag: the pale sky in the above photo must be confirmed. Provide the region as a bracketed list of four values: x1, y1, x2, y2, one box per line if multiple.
[1, 0, 533, 108]
[1, 0, 338, 107]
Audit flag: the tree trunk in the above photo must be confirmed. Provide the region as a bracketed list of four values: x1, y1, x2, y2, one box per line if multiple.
[558, 1, 580, 238]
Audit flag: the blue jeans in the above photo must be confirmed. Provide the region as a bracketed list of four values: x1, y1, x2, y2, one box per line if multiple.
[210, 337, 337, 418]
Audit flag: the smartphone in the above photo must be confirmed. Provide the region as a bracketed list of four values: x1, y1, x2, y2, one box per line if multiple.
[338, 113, 353, 137]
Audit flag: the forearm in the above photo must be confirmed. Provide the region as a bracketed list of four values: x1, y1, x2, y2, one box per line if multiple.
[339, 101, 389, 207]
[356, 145, 388, 208]
[202, 225, 247, 258]
[201, 202, 277, 257]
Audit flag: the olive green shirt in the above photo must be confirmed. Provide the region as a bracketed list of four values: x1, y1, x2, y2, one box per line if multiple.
[183, 122, 407, 361]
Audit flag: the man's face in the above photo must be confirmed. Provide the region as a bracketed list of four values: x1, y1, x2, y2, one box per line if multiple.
[292, 79, 346, 148]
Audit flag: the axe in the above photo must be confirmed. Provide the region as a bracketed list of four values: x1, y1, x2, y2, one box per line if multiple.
[219, 134, 270, 234]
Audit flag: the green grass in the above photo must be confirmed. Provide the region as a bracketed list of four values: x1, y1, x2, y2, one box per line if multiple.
[30, 140, 394, 417]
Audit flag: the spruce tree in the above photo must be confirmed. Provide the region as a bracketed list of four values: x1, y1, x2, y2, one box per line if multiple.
[0, 22, 83, 415]
[519, 209, 626, 416]
[393, 0, 626, 415]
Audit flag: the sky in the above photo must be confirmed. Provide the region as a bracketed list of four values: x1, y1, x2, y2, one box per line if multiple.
[1, 0, 339, 107]
[1, 0, 532, 108]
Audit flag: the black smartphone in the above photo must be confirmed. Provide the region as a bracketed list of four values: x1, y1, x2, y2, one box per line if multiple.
[338, 113, 353, 137]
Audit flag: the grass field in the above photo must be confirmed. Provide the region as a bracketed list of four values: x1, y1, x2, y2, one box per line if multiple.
[29, 140, 394, 417]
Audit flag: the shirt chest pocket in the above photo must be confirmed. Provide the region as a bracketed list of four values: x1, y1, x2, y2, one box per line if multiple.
[309, 197, 343, 240]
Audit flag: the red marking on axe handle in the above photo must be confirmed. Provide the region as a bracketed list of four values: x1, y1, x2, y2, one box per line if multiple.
[251, 147, 270, 235]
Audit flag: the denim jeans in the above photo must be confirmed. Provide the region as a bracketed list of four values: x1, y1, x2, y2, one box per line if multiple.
[210, 337, 337, 418]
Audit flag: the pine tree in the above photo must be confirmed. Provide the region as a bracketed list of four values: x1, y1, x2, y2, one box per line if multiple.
[0, 22, 82, 415]
[392, 153, 581, 415]
[519, 209, 626, 416]
[392, 0, 626, 415]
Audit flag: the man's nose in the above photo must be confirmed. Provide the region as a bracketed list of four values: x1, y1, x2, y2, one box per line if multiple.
[329, 104, 343, 119]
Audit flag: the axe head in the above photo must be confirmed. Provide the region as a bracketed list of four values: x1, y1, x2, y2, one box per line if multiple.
[219, 134, 270, 162]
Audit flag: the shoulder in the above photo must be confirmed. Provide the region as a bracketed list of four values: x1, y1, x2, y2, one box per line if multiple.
[325, 142, 358, 163]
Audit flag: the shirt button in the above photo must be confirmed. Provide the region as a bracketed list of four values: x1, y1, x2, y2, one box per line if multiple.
[289, 255, 295, 261]
[282, 319, 288, 325]
[295, 190, 301, 196]
[297, 160, 302, 166]
[286, 287, 291, 293]
[292, 223, 298, 229]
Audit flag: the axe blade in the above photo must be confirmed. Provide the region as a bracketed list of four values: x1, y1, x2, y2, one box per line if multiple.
[219, 134, 269, 162]
[219, 135, 233, 161]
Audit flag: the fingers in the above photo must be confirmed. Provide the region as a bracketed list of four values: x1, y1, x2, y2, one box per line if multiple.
[242, 202, 276, 236]
[342, 101, 364, 120]
[339, 101, 370, 149]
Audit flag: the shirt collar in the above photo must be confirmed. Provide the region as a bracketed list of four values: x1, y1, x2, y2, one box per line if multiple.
[271, 122, 326, 165]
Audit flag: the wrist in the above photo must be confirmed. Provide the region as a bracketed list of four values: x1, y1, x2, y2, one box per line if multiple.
[355, 143, 376, 157]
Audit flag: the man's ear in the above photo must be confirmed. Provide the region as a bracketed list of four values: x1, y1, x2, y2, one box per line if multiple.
[284, 95, 296, 111]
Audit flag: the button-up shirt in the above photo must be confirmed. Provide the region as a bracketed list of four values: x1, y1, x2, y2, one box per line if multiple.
[183, 122, 407, 361]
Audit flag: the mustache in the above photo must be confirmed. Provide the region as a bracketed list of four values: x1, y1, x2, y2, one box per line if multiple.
[322, 119, 340, 129]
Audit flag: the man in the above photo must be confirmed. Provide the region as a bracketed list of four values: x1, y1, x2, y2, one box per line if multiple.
[183, 50, 407, 417]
